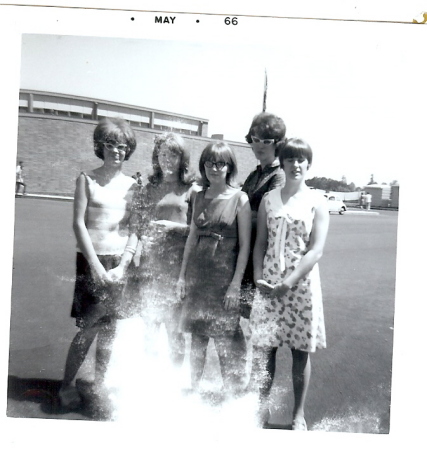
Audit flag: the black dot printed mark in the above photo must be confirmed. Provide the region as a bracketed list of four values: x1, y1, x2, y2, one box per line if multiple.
[131, 17, 135, 21]
[196, 20, 199, 23]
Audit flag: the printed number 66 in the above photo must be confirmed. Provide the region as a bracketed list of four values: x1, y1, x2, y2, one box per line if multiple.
[224, 17, 238, 25]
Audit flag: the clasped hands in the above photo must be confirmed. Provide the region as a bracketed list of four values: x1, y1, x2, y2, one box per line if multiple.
[92, 265, 126, 286]
[255, 279, 290, 298]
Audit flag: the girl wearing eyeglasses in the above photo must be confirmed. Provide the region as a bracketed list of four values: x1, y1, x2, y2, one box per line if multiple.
[58, 118, 137, 412]
[177, 142, 251, 395]
[250, 138, 329, 430]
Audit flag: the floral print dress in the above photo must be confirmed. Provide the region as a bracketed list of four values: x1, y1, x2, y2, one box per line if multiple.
[250, 188, 327, 352]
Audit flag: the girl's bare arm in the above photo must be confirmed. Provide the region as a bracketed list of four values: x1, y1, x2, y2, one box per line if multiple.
[272, 199, 329, 296]
[73, 174, 107, 283]
[224, 194, 251, 309]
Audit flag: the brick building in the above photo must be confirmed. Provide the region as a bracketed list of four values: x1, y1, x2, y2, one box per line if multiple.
[17, 90, 256, 196]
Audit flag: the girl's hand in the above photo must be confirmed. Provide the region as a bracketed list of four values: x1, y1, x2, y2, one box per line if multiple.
[224, 284, 240, 310]
[255, 279, 274, 296]
[151, 220, 179, 233]
[176, 277, 186, 299]
[92, 265, 110, 286]
[140, 235, 155, 252]
[107, 265, 126, 284]
[271, 282, 291, 298]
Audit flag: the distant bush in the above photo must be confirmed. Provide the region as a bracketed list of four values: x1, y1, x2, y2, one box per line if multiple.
[306, 177, 356, 192]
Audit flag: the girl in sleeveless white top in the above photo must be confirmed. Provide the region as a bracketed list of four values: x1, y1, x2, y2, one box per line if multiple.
[58, 118, 137, 412]
[249, 138, 329, 430]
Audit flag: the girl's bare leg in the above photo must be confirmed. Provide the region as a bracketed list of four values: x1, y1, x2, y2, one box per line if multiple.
[230, 325, 247, 389]
[291, 349, 311, 427]
[95, 320, 117, 385]
[248, 346, 277, 425]
[167, 329, 186, 367]
[190, 334, 209, 390]
[61, 326, 99, 388]
[215, 333, 246, 394]
[59, 325, 99, 407]
[164, 315, 186, 367]
[249, 346, 277, 397]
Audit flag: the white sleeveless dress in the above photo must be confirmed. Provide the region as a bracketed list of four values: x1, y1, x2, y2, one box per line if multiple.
[250, 188, 327, 352]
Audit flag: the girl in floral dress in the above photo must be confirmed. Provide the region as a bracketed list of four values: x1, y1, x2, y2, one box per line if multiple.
[249, 138, 329, 430]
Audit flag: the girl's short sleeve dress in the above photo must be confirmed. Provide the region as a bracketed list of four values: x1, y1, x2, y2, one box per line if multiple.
[180, 189, 245, 337]
[250, 188, 327, 352]
[137, 182, 192, 321]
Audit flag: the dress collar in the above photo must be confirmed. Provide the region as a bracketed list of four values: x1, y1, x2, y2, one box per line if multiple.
[257, 158, 281, 172]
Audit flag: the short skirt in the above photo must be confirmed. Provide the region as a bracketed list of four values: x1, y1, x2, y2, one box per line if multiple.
[71, 252, 124, 328]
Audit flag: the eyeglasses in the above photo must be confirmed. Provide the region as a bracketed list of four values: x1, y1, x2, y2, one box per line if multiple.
[204, 161, 227, 170]
[103, 142, 128, 152]
[251, 136, 275, 145]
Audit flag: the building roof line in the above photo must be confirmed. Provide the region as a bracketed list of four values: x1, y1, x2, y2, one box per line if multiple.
[19, 89, 209, 123]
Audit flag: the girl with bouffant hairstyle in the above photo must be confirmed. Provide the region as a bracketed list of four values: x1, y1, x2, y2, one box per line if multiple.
[59, 117, 137, 411]
[93, 117, 137, 161]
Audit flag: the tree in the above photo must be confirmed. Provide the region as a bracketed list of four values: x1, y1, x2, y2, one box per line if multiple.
[306, 177, 358, 192]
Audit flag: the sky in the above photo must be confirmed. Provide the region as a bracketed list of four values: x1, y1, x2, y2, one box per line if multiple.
[17, 19, 425, 188]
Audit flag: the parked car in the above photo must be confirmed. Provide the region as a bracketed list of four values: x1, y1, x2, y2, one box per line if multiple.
[327, 195, 347, 214]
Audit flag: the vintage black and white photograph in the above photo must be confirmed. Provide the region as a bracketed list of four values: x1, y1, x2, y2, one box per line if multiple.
[1, 3, 426, 449]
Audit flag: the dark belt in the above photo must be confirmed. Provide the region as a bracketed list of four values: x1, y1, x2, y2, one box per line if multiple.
[196, 229, 237, 241]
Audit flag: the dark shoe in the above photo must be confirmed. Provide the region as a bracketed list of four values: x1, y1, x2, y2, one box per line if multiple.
[58, 385, 81, 409]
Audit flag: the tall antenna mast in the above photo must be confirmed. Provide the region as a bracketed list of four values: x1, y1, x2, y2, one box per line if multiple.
[262, 69, 268, 112]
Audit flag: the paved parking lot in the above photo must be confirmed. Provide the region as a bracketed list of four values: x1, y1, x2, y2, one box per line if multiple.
[7, 198, 398, 434]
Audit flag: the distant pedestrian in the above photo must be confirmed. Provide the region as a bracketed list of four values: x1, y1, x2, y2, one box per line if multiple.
[360, 192, 366, 209]
[136, 171, 143, 185]
[58, 118, 137, 410]
[15, 161, 26, 195]
[249, 138, 329, 430]
[365, 192, 372, 210]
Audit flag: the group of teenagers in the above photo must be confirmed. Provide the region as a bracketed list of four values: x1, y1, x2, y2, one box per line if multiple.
[58, 111, 329, 430]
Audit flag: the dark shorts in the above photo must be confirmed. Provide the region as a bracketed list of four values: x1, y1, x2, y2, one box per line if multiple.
[71, 252, 124, 328]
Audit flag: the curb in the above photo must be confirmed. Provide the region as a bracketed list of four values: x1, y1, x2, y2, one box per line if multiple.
[15, 196, 393, 214]
[15, 193, 74, 202]
[341, 210, 380, 215]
